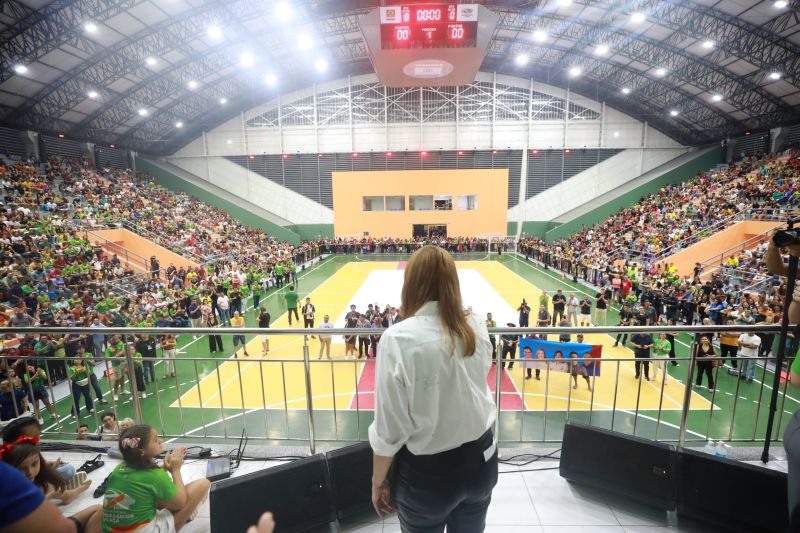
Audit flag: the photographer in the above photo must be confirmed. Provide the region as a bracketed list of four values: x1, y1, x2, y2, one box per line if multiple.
[766, 228, 800, 528]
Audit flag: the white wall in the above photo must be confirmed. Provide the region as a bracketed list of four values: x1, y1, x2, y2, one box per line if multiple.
[165, 156, 333, 225]
[508, 147, 690, 223]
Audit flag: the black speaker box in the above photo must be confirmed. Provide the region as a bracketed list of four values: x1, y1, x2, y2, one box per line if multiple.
[210, 454, 334, 533]
[326, 441, 373, 519]
[676, 447, 788, 533]
[560, 421, 677, 510]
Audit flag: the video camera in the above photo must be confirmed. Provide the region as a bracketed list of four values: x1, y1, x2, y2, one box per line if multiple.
[773, 227, 800, 247]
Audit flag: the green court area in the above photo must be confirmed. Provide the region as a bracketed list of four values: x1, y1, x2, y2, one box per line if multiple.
[39, 254, 796, 449]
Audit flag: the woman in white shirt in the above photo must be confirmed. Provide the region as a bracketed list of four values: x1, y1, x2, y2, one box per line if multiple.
[369, 245, 498, 532]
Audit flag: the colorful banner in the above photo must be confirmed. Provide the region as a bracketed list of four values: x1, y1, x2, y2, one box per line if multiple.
[518, 338, 602, 376]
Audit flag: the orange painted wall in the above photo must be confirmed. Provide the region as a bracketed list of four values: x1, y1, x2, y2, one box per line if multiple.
[331, 169, 509, 238]
[89, 228, 199, 272]
[658, 220, 779, 277]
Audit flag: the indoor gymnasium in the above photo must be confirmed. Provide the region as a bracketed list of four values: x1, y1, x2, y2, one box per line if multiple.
[0, 1, 799, 532]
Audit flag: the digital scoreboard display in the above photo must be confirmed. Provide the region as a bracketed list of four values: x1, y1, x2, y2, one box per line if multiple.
[379, 4, 479, 50]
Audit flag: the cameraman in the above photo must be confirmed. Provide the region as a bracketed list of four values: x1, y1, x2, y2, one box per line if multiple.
[766, 230, 800, 528]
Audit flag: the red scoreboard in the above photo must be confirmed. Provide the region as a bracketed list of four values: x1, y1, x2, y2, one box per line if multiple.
[379, 4, 479, 49]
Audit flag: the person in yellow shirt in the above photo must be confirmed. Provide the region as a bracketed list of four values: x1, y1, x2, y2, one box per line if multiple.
[230, 311, 249, 357]
[719, 318, 740, 374]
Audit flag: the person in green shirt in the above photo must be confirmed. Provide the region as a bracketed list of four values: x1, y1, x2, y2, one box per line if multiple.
[68, 358, 94, 417]
[538, 291, 549, 311]
[105, 336, 128, 401]
[275, 262, 285, 288]
[282, 285, 299, 326]
[102, 425, 211, 533]
[23, 365, 56, 421]
[652, 333, 672, 384]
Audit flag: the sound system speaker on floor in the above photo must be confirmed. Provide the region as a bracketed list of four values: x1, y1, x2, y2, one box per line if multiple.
[210, 454, 334, 533]
[560, 421, 677, 510]
[325, 441, 373, 519]
[676, 447, 788, 533]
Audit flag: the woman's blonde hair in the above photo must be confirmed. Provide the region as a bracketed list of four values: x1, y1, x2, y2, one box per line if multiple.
[401, 245, 476, 356]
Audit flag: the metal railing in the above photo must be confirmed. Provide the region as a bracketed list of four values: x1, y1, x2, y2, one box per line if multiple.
[0, 324, 794, 454]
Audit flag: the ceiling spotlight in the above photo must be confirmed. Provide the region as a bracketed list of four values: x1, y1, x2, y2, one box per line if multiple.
[226, 139, 232, 145]
[275, 1, 292, 20]
[711, 93, 723, 102]
[145, 57, 157, 66]
[702, 40, 715, 49]
[188, 80, 199, 90]
[13, 64, 28, 75]
[557, 0, 572, 5]
[774, 0, 789, 8]
[297, 33, 314, 50]
[175, 121, 183, 128]
[621, 87, 631, 94]
[240, 52, 255, 68]
[515, 54, 529, 66]
[532, 30, 547, 42]
[654, 67, 667, 77]
[219, 98, 227, 104]
[594, 44, 609, 55]
[613, 131, 620, 138]
[568, 66, 582, 77]
[207, 25, 222, 40]
[631, 12, 646, 23]
[264, 73, 277, 86]
[315, 58, 328, 72]
[669, 109, 679, 117]
[84, 22, 98, 34]
[769, 71, 782, 80]
[87, 91, 98, 99]
[138, 108, 148, 117]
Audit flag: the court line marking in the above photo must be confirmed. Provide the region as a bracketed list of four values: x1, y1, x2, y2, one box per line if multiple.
[507, 253, 800, 406]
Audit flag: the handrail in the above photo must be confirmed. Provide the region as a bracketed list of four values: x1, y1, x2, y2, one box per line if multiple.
[698, 228, 772, 271]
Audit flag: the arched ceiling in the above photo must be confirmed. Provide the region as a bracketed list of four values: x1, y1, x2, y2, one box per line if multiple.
[0, 0, 798, 155]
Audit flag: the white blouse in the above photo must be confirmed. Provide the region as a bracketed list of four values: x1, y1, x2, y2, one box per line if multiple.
[368, 301, 496, 457]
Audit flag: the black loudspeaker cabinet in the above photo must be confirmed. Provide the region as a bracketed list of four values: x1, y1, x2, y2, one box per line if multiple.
[325, 441, 373, 519]
[560, 421, 677, 510]
[210, 454, 334, 533]
[676, 447, 788, 533]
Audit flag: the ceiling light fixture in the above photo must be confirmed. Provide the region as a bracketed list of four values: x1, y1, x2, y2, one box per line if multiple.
[631, 12, 646, 23]
[138, 108, 148, 117]
[654, 67, 667, 77]
[621, 87, 631, 94]
[240, 52, 255, 68]
[84, 22, 98, 34]
[669, 109, 679, 117]
[219, 98, 227, 104]
[175, 121, 183, 128]
[275, 1, 292, 20]
[13, 64, 28, 75]
[207, 25, 222, 40]
[315, 58, 328, 72]
[774, 0, 789, 8]
[145, 57, 157, 66]
[297, 33, 314, 50]
[188, 80, 199, 90]
[87, 91, 98, 99]
[711, 93, 723, 102]
[702, 40, 715, 49]
[264, 73, 277, 86]
[594, 44, 609, 55]
[568, 66, 582, 77]
[532, 30, 547, 42]
[515, 54, 529, 66]
[769, 71, 782, 80]
[613, 131, 620, 138]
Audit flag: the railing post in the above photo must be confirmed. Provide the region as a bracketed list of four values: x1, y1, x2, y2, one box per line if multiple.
[302, 334, 316, 455]
[678, 339, 697, 447]
[494, 335, 502, 440]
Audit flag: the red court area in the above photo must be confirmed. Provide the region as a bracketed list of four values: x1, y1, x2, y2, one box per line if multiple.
[349, 362, 523, 410]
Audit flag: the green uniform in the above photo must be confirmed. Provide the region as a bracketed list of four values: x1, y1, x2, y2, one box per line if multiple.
[102, 464, 178, 532]
[284, 290, 298, 309]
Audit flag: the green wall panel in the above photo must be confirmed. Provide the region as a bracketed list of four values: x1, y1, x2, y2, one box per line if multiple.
[541, 146, 724, 243]
[520, 221, 561, 238]
[137, 158, 302, 245]
[289, 224, 334, 240]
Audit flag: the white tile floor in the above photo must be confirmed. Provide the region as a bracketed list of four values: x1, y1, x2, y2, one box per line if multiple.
[52, 449, 782, 533]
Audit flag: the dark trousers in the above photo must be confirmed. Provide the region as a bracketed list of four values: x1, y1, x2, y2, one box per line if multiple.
[304, 317, 314, 328]
[615, 332, 628, 346]
[696, 361, 715, 389]
[209, 334, 223, 353]
[552, 308, 565, 326]
[71, 381, 93, 416]
[634, 357, 650, 380]
[518, 315, 529, 327]
[358, 337, 371, 357]
[501, 344, 517, 369]
[89, 373, 104, 401]
[392, 429, 498, 533]
[252, 293, 261, 309]
[489, 337, 496, 361]
[720, 344, 738, 368]
[667, 337, 677, 365]
[287, 307, 299, 325]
